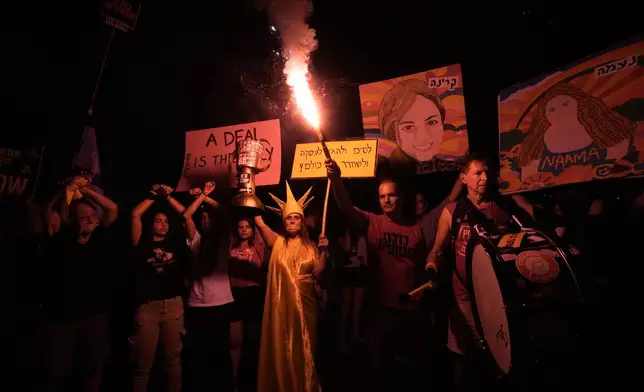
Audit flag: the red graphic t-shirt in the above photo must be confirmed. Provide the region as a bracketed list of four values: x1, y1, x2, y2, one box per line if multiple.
[362, 211, 426, 310]
[228, 230, 266, 289]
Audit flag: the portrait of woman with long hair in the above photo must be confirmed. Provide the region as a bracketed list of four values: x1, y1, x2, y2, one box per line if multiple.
[518, 82, 634, 181]
[379, 79, 447, 167]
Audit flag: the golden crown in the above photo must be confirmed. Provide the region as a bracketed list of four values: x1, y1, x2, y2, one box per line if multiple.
[267, 181, 314, 218]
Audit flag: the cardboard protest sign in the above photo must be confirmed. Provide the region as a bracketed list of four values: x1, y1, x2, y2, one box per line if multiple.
[101, 0, 141, 32]
[0, 145, 44, 199]
[291, 139, 378, 179]
[498, 38, 644, 194]
[359, 63, 469, 174]
[177, 119, 282, 191]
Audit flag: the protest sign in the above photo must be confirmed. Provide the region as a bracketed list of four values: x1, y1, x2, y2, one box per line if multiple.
[102, 0, 141, 32]
[498, 37, 644, 194]
[0, 145, 44, 199]
[359, 63, 469, 174]
[291, 139, 378, 179]
[177, 119, 282, 191]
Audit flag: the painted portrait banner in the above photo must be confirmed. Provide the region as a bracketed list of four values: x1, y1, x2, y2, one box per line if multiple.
[177, 119, 282, 191]
[359, 63, 469, 174]
[498, 37, 644, 194]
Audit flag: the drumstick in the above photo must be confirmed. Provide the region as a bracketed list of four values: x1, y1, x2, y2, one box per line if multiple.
[399, 268, 438, 302]
[408, 281, 434, 297]
[399, 277, 436, 302]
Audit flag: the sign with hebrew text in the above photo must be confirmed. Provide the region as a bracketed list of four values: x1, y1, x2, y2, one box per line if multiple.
[291, 139, 378, 179]
[498, 37, 644, 194]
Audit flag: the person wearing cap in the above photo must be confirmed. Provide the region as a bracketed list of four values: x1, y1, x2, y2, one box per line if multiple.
[254, 182, 327, 392]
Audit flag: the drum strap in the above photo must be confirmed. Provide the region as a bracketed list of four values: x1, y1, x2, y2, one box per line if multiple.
[452, 260, 468, 293]
[449, 197, 492, 243]
[451, 195, 530, 239]
[449, 197, 493, 295]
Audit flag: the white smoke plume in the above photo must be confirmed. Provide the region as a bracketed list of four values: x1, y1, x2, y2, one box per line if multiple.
[257, 0, 318, 84]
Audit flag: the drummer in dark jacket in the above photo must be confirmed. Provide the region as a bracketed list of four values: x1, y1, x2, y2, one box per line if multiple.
[424, 153, 534, 392]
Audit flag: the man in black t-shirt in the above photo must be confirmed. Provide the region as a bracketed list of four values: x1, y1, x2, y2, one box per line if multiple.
[42, 175, 118, 392]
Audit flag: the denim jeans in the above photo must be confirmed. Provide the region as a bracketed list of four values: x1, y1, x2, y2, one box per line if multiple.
[129, 296, 184, 392]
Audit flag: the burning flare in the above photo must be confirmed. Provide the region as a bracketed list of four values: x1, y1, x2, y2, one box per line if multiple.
[260, 0, 322, 133]
[285, 63, 320, 130]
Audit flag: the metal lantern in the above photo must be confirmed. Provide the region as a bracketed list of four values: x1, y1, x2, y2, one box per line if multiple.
[231, 139, 269, 215]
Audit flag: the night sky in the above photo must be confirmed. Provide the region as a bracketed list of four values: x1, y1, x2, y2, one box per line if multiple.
[4, 0, 642, 210]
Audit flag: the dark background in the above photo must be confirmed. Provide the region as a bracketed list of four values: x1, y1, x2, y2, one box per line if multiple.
[5, 3, 642, 391]
[3, 0, 642, 214]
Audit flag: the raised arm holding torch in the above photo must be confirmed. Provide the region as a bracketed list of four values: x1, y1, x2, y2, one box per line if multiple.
[286, 61, 331, 238]
[315, 129, 332, 160]
[314, 129, 332, 239]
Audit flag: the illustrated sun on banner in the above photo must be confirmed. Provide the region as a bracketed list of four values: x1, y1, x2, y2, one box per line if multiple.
[498, 37, 644, 194]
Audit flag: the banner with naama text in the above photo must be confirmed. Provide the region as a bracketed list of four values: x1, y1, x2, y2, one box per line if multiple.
[498, 37, 644, 194]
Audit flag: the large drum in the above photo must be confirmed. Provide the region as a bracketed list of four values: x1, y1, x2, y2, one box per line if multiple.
[465, 227, 584, 379]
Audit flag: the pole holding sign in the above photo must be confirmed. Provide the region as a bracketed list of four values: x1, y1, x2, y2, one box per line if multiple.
[321, 179, 331, 236]
[291, 139, 378, 179]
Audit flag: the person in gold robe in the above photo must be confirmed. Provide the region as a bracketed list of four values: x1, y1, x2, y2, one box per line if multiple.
[254, 182, 327, 392]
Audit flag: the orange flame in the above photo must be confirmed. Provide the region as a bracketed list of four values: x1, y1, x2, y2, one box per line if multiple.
[286, 63, 320, 130]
